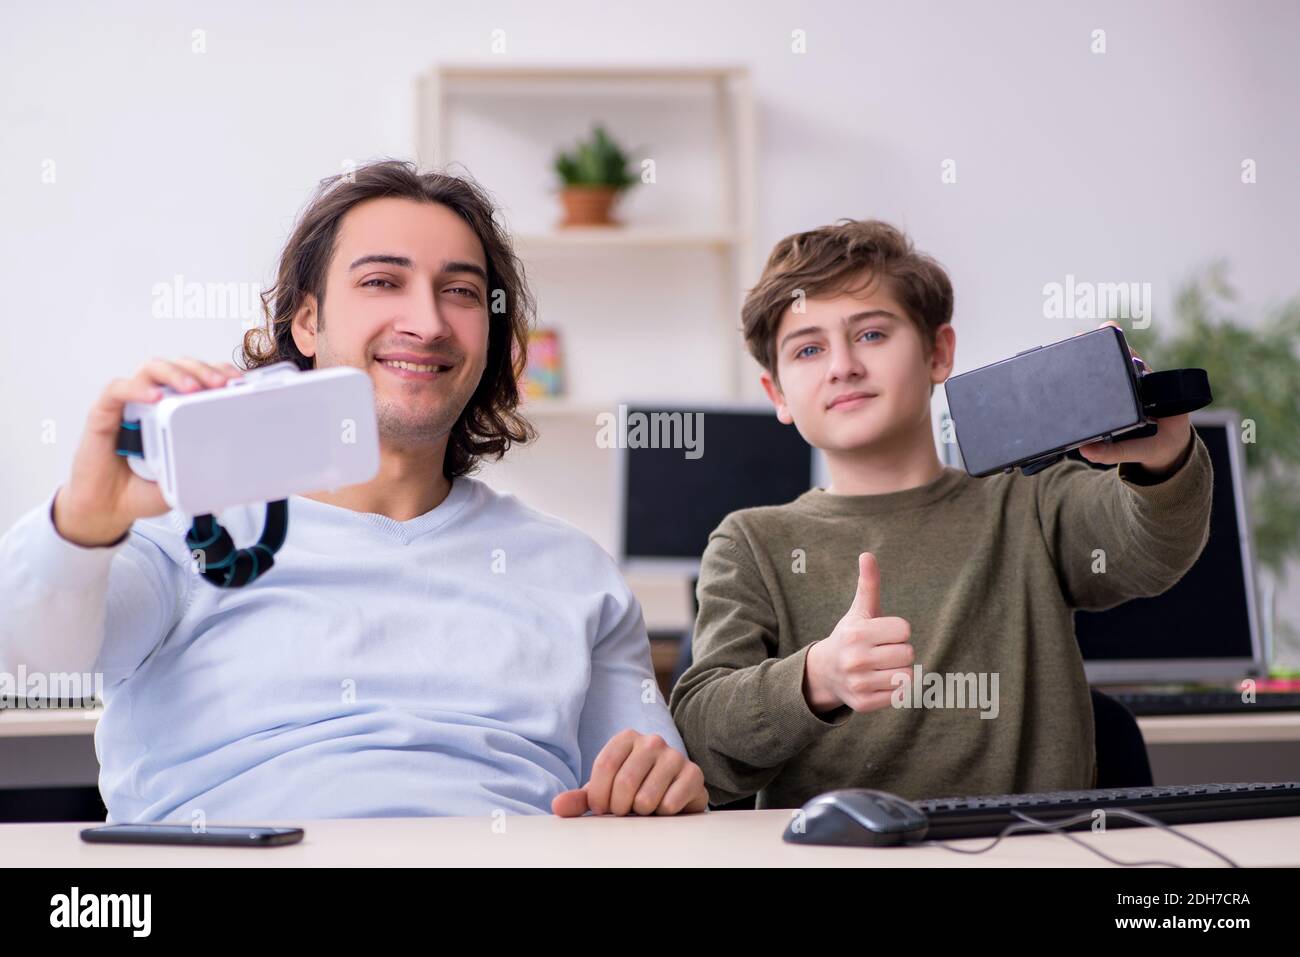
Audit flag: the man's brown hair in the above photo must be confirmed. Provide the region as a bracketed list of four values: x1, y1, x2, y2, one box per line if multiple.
[741, 219, 953, 376]
[240, 159, 535, 479]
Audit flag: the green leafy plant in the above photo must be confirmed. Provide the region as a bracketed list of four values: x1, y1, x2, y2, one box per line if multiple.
[1125, 262, 1300, 577]
[553, 124, 639, 190]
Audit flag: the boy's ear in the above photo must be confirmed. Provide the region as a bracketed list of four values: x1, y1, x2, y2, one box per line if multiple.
[291, 293, 319, 360]
[929, 322, 956, 385]
[760, 370, 795, 425]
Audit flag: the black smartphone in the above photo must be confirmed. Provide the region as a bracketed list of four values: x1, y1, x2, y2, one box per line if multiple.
[80, 823, 304, 847]
[944, 325, 1147, 477]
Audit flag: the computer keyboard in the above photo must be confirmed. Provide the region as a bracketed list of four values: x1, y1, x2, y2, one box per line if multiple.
[1108, 690, 1300, 716]
[916, 782, 1300, 840]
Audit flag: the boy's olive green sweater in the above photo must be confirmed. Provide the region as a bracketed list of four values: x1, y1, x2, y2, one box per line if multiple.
[669, 429, 1213, 808]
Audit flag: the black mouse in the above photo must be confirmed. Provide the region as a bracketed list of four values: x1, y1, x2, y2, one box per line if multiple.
[783, 789, 930, 847]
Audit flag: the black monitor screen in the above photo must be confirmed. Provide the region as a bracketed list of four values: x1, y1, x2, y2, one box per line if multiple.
[1074, 422, 1255, 662]
[622, 408, 814, 562]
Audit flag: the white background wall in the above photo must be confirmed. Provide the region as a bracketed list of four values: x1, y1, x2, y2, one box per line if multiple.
[3, 1, 1297, 647]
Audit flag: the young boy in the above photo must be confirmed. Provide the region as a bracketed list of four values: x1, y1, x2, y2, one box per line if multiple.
[669, 220, 1212, 808]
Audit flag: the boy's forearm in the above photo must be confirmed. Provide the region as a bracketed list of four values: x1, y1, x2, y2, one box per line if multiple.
[1045, 427, 1214, 609]
[1113, 427, 1213, 554]
[670, 644, 849, 801]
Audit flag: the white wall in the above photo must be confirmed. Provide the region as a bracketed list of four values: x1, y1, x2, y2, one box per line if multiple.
[3, 0, 1297, 643]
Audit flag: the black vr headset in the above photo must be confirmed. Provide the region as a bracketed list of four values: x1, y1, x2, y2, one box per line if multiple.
[944, 325, 1212, 477]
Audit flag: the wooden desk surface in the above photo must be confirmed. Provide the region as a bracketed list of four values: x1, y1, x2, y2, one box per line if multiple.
[7, 810, 1300, 868]
[1137, 713, 1300, 744]
[7, 709, 1300, 744]
[0, 706, 103, 737]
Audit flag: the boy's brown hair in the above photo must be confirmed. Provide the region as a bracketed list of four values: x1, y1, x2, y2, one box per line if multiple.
[742, 219, 953, 377]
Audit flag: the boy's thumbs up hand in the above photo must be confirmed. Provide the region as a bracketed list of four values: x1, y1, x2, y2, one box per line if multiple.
[846, 550, 882, 620]
[803, 552, 914, 715]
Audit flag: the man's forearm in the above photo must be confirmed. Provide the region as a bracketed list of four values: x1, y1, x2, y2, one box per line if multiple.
[0, 493, 120, 678]
[52, 486, 132, 548]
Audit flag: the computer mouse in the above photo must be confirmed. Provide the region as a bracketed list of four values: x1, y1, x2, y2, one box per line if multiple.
[783, 789, 930, 847]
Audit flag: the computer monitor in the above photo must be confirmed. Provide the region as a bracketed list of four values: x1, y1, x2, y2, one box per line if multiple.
[1072, 410, 1263, 684]
[617, 406, 816, 573]
[624, 406, 1261, 683]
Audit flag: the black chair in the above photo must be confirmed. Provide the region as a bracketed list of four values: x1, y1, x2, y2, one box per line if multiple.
[669, 633, 1153, 809]
[0, 785, 107, 823]
[1090, 687, 1153, 788]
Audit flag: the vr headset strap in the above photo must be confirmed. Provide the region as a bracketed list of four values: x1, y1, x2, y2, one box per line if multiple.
[1138, 368, 1213, 418]
[115, 419, 290, 588]
[185, 501, 289, 588]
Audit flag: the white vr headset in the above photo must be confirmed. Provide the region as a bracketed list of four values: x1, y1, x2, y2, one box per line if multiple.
[115, 362, 380, 588]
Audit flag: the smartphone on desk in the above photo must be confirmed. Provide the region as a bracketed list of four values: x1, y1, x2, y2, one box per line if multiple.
[80, 823, 304, 847]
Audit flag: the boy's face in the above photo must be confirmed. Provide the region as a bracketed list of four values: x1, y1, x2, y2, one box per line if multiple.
[291, 196, 490, 449]
[761, 280, 955, 456]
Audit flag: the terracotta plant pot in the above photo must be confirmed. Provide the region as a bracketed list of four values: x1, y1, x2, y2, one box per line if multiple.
[559, 186, 620, 227]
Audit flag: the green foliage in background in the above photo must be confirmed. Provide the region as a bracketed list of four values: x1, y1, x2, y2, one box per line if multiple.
[553, 124, 639, 190]
[1126, 262, 1300, 577]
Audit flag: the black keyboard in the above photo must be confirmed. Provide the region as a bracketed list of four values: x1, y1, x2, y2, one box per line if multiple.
[916, 782, 1300, 840]
[1108, 690, 1300, 716]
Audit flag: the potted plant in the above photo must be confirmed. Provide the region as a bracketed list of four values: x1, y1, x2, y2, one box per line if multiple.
[552, 124, 639, 227]
[1126, 262, 1300, 668]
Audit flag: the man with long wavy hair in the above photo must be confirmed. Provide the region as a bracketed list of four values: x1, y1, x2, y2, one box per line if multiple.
[0, 160, 706, 822]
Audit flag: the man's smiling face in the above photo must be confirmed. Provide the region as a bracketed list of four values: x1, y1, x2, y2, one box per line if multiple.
[292, 196, 490, 449]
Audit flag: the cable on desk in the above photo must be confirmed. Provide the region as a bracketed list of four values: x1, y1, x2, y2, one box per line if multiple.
[927, 808, 1240, 868]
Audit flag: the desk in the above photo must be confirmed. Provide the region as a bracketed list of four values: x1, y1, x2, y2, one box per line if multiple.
[5, 810, 1300, 867]
[1137, 713, 1300, 745]
[0, 707, 102, 738]
[7, 710, 1298, 742]
[1135, 714, 1300, 784]
[5, 710, 1300, 792]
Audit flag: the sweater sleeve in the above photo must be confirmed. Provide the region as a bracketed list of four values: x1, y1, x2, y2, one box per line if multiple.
[669, 518, 851, 805]
[0, 488, 192, 692]
[574, 575, 686, 787]
[1033, 426, 1214, 611]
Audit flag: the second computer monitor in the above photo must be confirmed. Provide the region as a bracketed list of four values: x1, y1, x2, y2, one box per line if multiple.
[619, 406, 815, 572]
